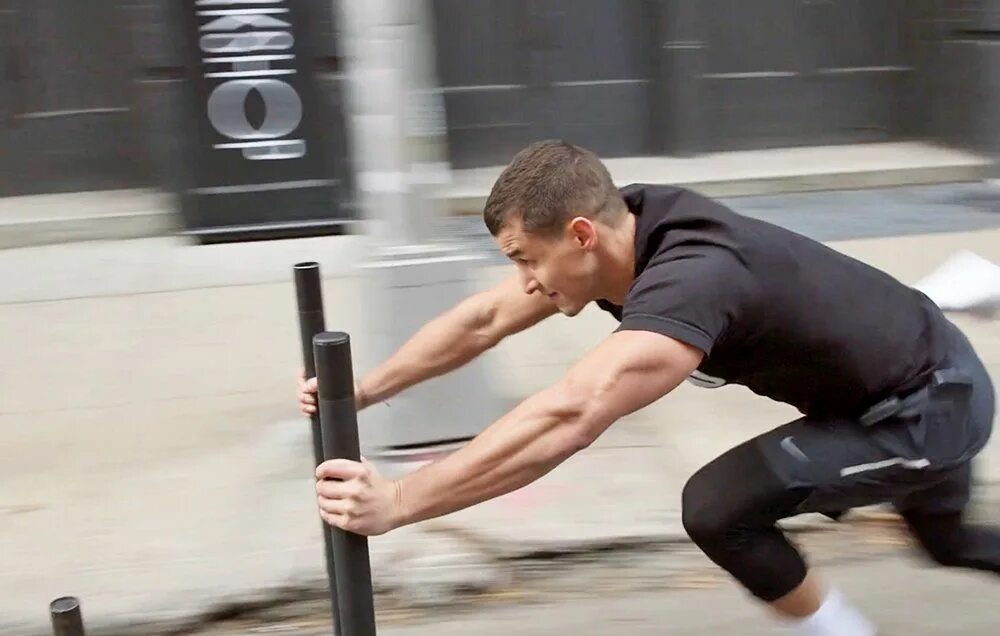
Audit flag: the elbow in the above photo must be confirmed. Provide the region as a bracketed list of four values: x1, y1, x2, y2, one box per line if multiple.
[463, 301, 503, 351]
[550, 388, 607, 456]
[564, 425, 599, 455]
[570, 406, 610, 452]
[472, 325, 502, 351]
[521, 368, 623, 466]
[559, 378, 616, 455]
[545, 424, 593, 463]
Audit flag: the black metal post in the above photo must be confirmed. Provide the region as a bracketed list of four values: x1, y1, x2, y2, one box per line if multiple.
[294, 262, 342, 636]
[314, 332, 377, 636]
[50, 597, 85, 636]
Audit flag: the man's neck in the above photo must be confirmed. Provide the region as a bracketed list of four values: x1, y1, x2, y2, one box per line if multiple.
[600, 212, 637, 305]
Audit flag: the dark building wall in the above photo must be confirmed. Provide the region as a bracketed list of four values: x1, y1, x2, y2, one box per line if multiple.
[430, 0, 659, 168]
[0, 0, 353, 212]
[0, 0, 154, 197]
[128, 0, 355, 241]
[432, 0, 998, 168]
[0, 1, 995, 196]
[910, 0, 1000, 155]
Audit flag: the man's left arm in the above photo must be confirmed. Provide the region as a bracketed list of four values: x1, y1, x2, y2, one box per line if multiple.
[315, 330, 704, 535]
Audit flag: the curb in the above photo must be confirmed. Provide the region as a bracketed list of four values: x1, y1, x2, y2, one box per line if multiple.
[443, 165, 992, 216]
[1, 158, 990, 250]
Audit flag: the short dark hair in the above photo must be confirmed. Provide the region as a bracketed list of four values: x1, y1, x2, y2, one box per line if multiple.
[483, 140, 625, 237]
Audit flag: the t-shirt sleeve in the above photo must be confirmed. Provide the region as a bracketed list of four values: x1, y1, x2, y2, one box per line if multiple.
[616, 251, 755, 356]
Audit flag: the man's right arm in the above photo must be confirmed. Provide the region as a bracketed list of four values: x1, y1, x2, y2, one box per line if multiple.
[298, 273, 557, 414]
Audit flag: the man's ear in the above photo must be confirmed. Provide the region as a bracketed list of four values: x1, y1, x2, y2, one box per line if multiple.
[568, 216, 598, 250]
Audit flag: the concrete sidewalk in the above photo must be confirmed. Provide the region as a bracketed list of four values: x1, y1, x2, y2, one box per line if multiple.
[2, 228, 999, 632]
[442, 141, 995, 214]
[376, 551, 1000, 636]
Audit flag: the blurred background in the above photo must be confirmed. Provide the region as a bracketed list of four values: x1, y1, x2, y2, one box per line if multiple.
[1, 1, 999, 634]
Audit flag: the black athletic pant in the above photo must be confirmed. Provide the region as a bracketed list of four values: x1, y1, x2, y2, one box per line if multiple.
[681, 320, 998, 602]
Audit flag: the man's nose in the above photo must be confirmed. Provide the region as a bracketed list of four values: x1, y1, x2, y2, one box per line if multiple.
[521, 272, 540, 294]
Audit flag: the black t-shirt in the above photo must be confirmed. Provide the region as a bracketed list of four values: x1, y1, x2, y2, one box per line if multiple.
[596, 184, 949, 418]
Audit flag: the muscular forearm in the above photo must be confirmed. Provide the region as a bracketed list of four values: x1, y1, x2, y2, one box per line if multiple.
[396, 385, 593, 525]
[359, 302, 494, 406]
[315, 331, 699, 539]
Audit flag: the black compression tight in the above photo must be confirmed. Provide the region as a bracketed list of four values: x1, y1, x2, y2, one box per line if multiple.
[682, 438, 1000, 603]
[681, 439, 811, 602]
[903, 510, 1000, 575]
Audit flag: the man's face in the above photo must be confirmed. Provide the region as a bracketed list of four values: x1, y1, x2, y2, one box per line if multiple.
[495, 217, 598, 317]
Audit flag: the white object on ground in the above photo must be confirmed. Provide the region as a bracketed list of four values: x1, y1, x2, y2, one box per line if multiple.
[912, 250, 1000, 315]
[791, 588, 877, 636]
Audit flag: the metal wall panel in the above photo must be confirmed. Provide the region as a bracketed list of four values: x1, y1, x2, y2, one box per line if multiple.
[911, 0, 1000, 154]
[432, 0, 940, 164]
[432, 0, 656, 167]
[431, 0, 533, 167]
[532, 0, 656, 157]
[0, 0, 153, 196]
[651, 0, 706, 155]
[700, 0, 912, 150]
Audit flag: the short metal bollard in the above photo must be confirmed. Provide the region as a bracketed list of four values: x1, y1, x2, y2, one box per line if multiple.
[294, 262, 343, 636]
[49, 596, 85, 636]
[314, 332, 378, 635]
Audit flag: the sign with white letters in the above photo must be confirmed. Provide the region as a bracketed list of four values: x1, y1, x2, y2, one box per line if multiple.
[180, 0, 347, 241]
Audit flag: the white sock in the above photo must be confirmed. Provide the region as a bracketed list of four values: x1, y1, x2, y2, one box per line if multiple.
[791, 588, 876, 636]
